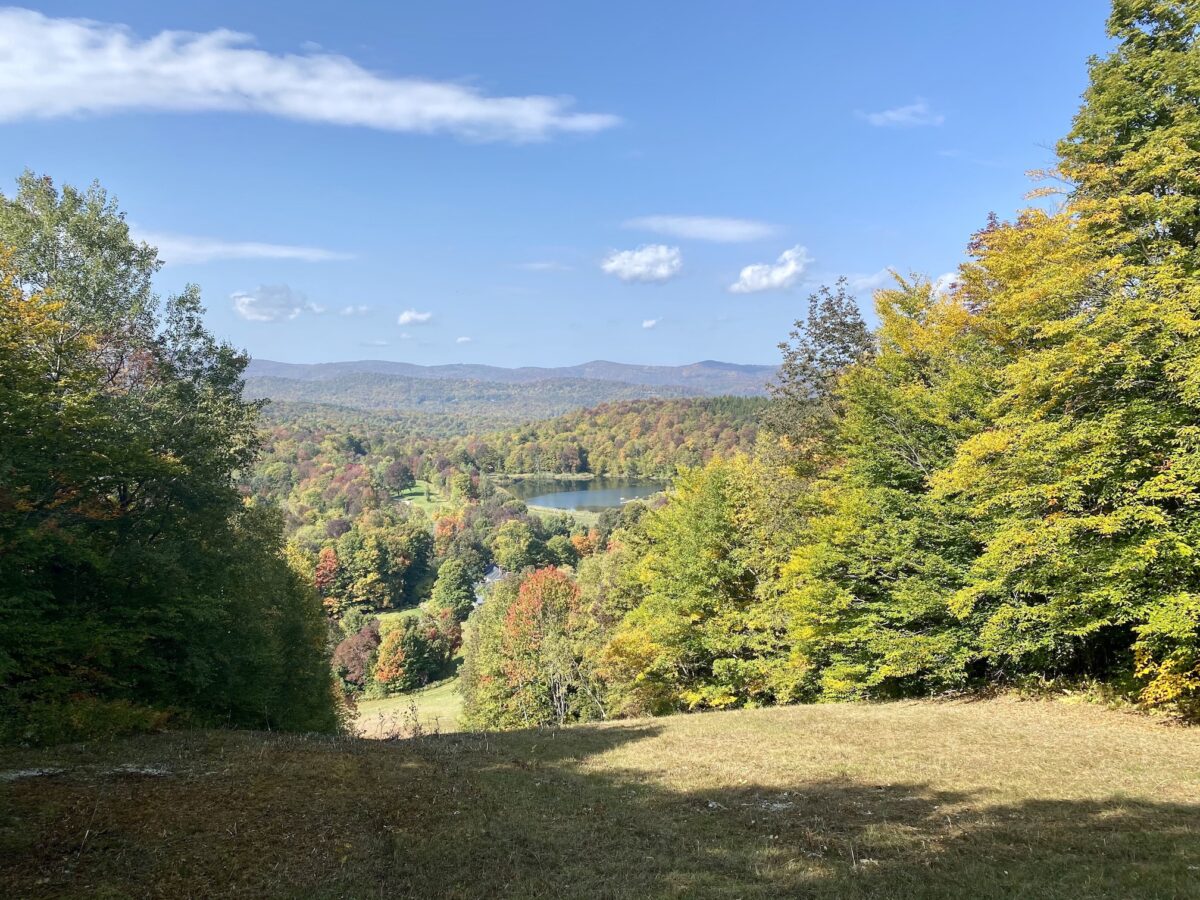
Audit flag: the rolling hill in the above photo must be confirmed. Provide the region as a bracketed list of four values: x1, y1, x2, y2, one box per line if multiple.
[243, 373, 702, 418]
[246, 358, 777, 395]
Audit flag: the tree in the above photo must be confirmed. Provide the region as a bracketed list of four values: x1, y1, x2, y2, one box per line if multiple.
[546, 534, 580, 568]
[491, 519, 544, 572]
[450, 472, 478, 502]
[0, 174, 337, 741]
[429, 557, 477, 620]
[332, 620, 381, 691]
[315, 546, 341, 596]
[765, 278, 874, 470]
[604, 456, 796, 713]
[381, 459, 415, 496]
[932, 3, 1200, 713]
[372, 618, 444, 693]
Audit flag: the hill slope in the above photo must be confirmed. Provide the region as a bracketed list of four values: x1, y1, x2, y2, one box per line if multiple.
[3, 699, 1196, 898]
[243, 373, 702, 417]
[246, 358, 778, 396]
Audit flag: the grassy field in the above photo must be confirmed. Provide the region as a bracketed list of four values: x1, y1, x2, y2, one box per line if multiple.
[399, 479, 446, 516]
[355, 673, 463, 736]
[2, 698, 1197, 898]
[526, 503, 603, 528]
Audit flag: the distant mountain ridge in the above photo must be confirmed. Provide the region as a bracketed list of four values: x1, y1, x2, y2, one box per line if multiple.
[246, 358, 777, 396]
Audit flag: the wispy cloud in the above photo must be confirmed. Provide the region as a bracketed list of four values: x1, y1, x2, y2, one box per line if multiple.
[137, 230, 351, 265]
[456, 336, 472, 344]
[516, 261, 572, 272]
[0, 8, 620, 142]
[397, 309, 433, 326]
[601, 244, 682, 283]
[361, 339, 390, 347]
[642, 318, 661, 329]
[339, 304, 371, 316]
[846, 268, 895, 293]
[860, 98, 944, 128]
[730, 245, 811, 293]
[624, 215, 775, 243]
[231, 284, 323, 322]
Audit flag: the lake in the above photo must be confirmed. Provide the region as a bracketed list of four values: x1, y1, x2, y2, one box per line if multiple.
[503, 477, 663, 512]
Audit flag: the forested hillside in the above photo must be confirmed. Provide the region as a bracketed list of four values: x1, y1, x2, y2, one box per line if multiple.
[3, 0, 1199, 751]
[456, 4, 1200, 730]
[247, 357, 776, 394]
[0, 175, 336, 743]
[244, 372, 699, 417]
[245, 396, 763, 706]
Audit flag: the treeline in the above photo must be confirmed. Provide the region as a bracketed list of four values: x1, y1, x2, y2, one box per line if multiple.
[249, 396, 763, 547]
[0, 174, 336, 743]
[459, 4, 1200, 729]
[323, 484, 632, 702]
[245, 372, 697, 418]
[476, 397, 766, 476]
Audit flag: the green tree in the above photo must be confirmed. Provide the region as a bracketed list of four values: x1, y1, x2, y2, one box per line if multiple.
[933, 2, 1200, 712]
[605, 456, 796, 713]
[491, 519, 544, 572]
[0, 175, 336, 741]
[429, 557, 478, 620]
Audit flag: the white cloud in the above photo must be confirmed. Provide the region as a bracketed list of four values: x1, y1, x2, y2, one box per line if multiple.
[601, 244, 682, 283]
[932, 271, 960, 297]
[361, 339, 390, 347]
[0, 8, 619, 142]
[624, 215, 775, 243]
[231, 284, 323, 322]
[846, 269, 895, 293]
[516, 261, 571, 272]
[729, 245, 811, 294]
[135, 230, 351, 265]
[397, 309, 433, 326]
[642, 318, 661, 329]
[860, 99, 944, 128]
[340, 304, 371, 316]
[456, 336, 472, 344]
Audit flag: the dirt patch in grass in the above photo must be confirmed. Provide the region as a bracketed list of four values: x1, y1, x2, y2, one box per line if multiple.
[1, 698, 1197, 898]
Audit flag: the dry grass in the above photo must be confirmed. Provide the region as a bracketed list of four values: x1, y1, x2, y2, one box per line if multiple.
[1, 697, 1197, 898]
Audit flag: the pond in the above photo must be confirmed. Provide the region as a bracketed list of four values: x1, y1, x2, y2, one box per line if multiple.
[502, 476, 663, 513]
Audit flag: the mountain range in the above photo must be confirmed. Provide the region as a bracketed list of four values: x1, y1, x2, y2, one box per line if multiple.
[246, 358, 776, 394]
[243, 358, 777, 422]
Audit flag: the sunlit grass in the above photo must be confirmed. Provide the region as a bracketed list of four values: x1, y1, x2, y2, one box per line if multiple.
[2, 698, 1196, 898]
[398, 479, 446, 516]
[355, 673, 462, 736]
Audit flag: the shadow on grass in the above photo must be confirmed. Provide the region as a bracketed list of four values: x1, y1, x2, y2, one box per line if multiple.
[398, 723, 1199, 899]
[1, 723, 1197, 898]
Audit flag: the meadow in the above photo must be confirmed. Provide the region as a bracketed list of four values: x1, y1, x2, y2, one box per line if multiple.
[2, 698, 1196, 898]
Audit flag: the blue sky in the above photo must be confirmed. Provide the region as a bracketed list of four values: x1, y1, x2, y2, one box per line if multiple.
[1, 2, 1109, 367]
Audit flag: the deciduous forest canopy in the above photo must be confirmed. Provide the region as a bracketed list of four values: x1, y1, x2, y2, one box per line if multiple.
[2, 0, 1199, 749]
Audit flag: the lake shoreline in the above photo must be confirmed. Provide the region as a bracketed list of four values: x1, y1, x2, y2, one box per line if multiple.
[489, 472, 668, 485]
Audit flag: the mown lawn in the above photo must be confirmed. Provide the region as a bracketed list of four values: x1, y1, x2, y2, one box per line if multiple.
[399, 479, 446, 516]
[1, 698, 1197, 898]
